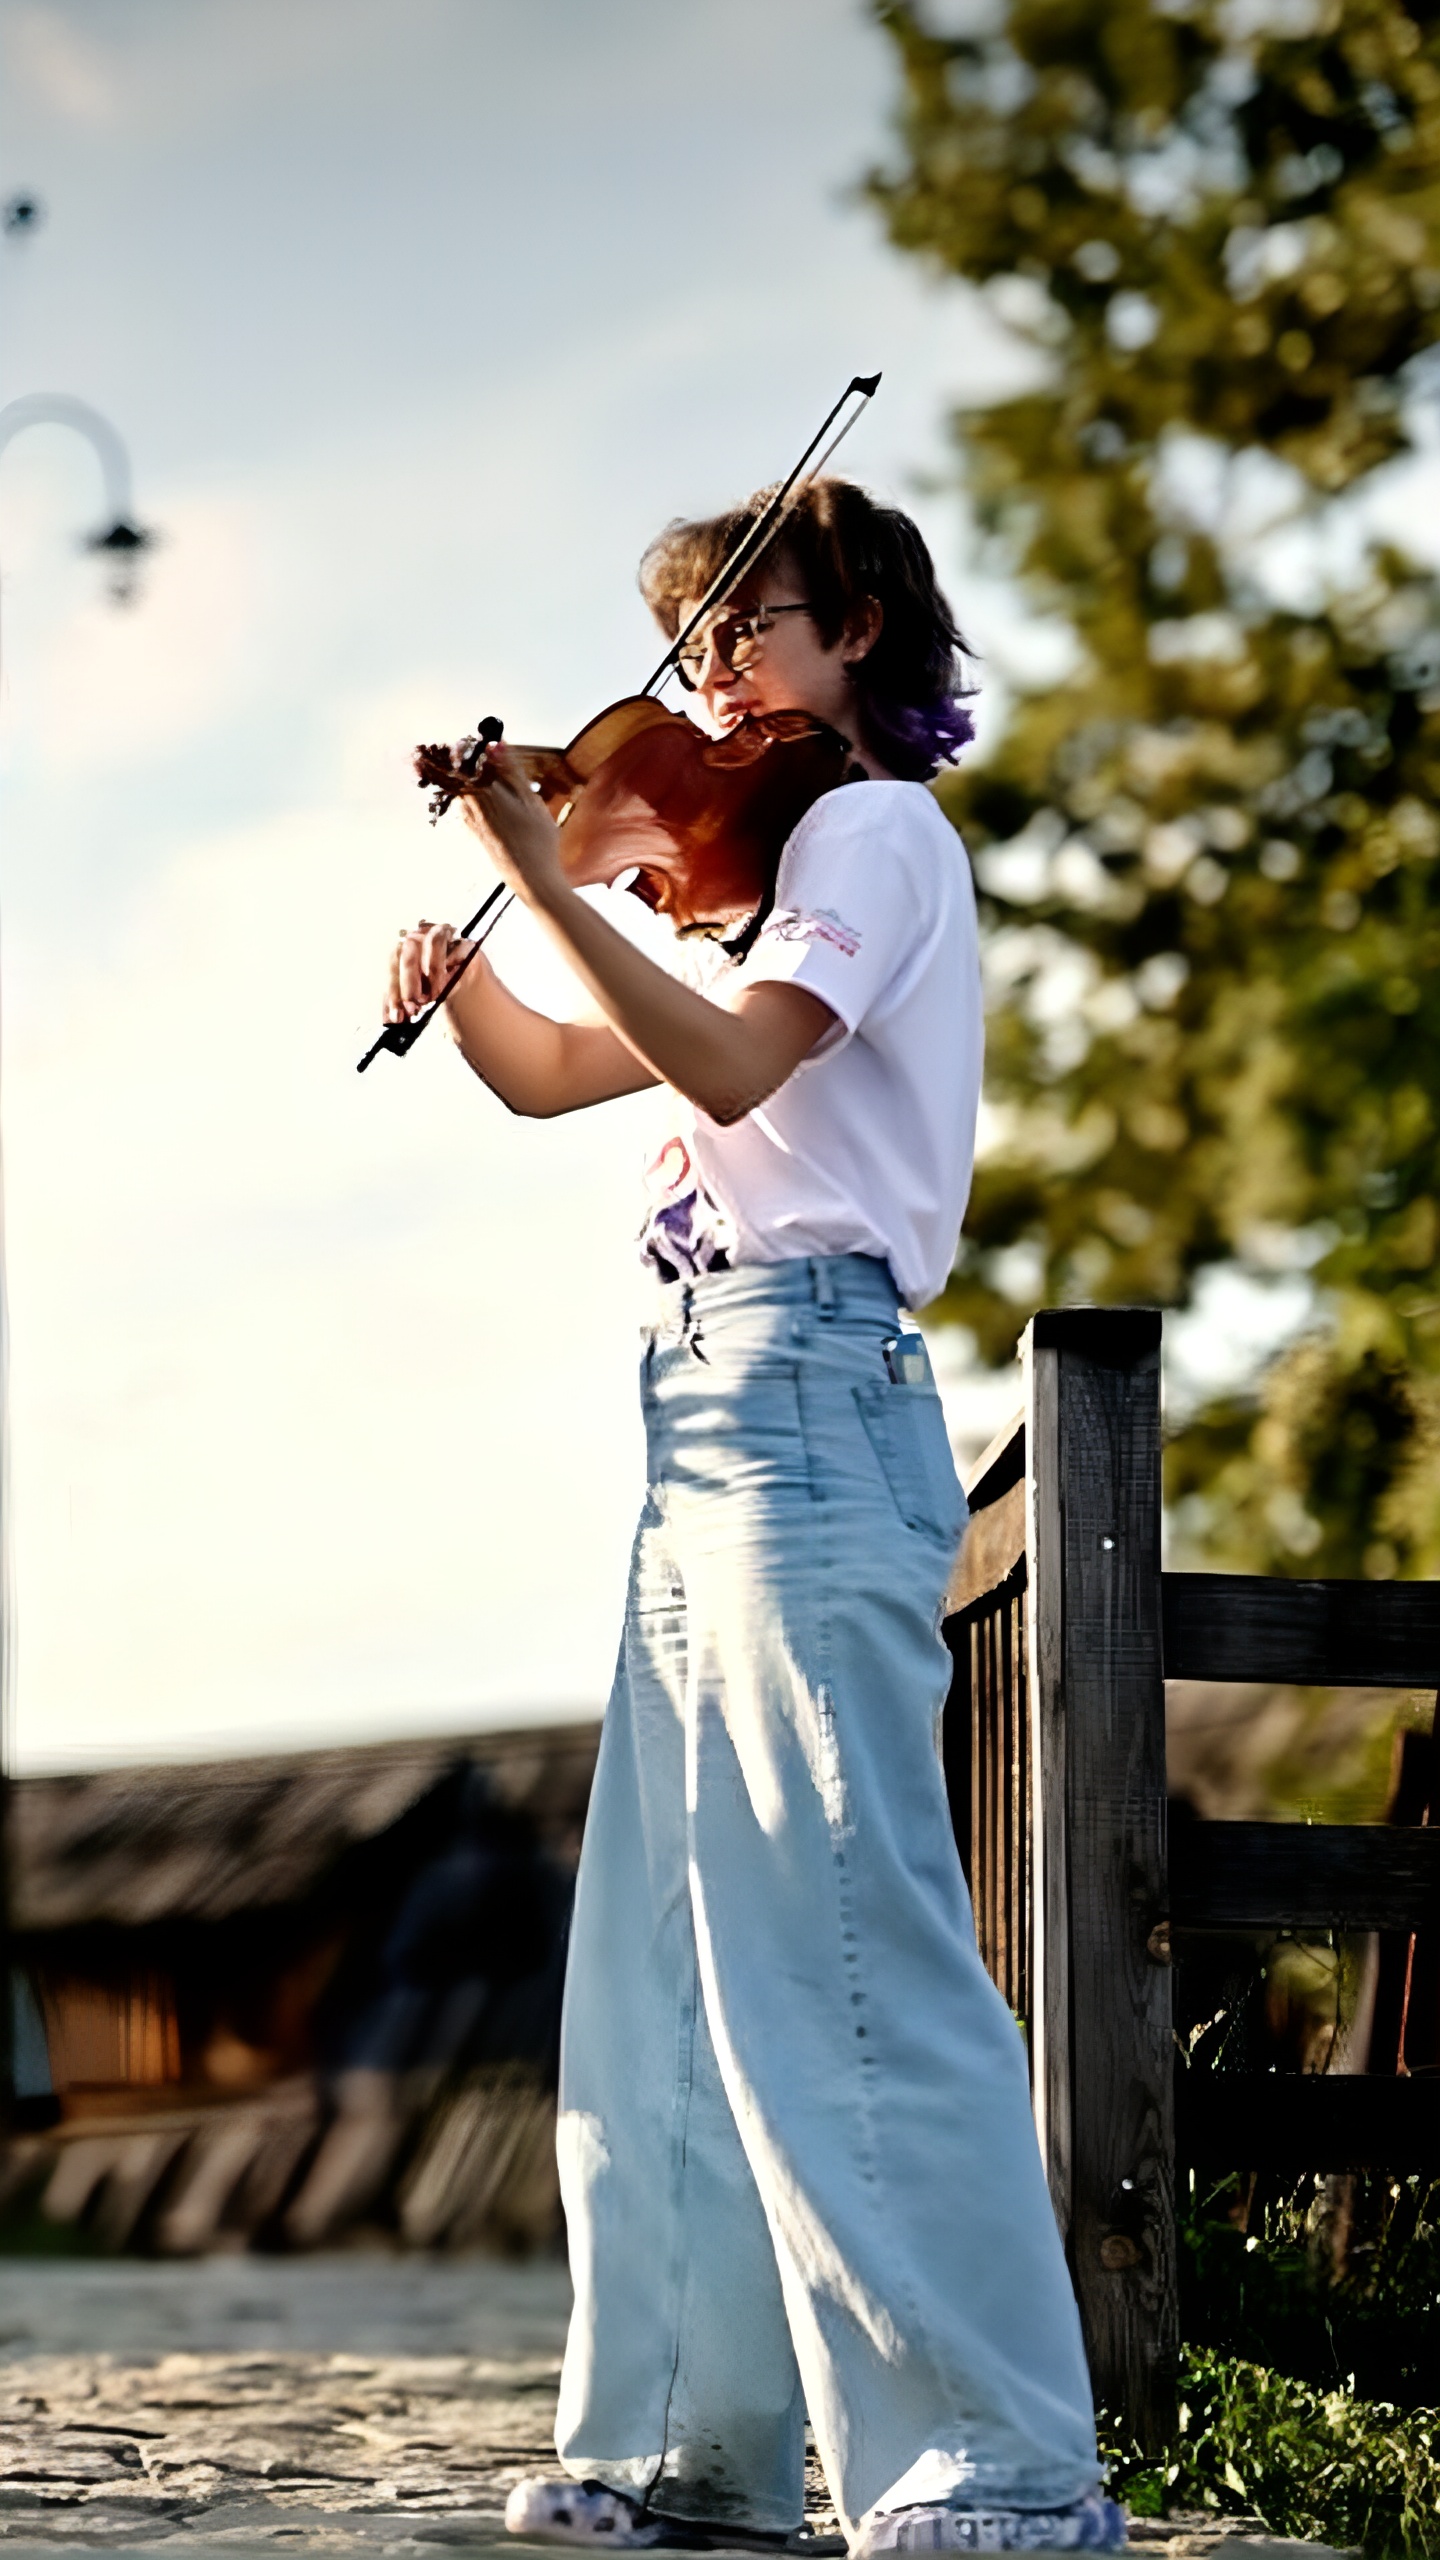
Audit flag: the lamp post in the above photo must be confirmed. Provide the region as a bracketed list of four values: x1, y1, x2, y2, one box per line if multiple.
[0, 397, 156, 2125]
[0, 394, 156, 604]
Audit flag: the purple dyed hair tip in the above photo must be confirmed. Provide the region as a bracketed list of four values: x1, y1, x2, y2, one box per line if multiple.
[869, 695, 976, 779]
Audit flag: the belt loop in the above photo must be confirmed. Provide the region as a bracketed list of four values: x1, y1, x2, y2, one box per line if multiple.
[813, 1256, 836, 1319]
[679, 1282, 709, 1362]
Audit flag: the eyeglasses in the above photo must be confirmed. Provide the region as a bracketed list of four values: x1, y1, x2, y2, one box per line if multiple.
[673, 601, 815, 692]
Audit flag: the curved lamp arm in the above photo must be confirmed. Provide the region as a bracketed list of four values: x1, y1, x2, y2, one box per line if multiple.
[0, 393, 156, 600]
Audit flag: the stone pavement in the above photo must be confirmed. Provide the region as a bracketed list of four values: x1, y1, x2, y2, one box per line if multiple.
[0, 2257, 1351, 2560]
[0, 2256, 568, 2557]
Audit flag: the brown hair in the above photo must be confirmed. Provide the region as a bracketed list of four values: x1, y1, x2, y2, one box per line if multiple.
[638, 477, 976, 782]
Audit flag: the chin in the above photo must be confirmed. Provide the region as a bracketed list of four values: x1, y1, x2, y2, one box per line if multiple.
[689, 703, 734, 739]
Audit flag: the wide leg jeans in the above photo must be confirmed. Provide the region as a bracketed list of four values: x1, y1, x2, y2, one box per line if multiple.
[555, 1255, 1098, 2540]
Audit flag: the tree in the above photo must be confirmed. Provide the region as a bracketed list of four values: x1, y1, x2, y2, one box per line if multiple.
[869, 0, 1440, 1574]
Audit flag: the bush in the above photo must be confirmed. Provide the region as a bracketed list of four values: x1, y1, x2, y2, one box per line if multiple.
[1101, 2183, 1440, 2554]
[1179, 2174, 1440, 2408]
[1102, 2348, 1440, 2559]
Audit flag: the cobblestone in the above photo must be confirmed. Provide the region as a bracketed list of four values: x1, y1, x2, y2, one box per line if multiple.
[0, 2261, 1350, 2560]
[0, 2256, 567, 2555]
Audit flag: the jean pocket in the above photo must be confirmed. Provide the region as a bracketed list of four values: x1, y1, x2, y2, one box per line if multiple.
[853, 1379, 967, 1544]
[664, 1359, 817, 1507]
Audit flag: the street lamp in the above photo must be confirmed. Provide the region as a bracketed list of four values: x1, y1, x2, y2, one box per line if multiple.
[0, 393, 157, 603]
[0, 396, 156, 2128]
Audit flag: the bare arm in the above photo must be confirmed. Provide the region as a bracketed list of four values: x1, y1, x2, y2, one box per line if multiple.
[518, 882, 835, 1126]
[388, 914, 832, 1124]
[447, 953, 658, 1115]
[388, 928, 656, 1116]
[449, 755, 837, 1125]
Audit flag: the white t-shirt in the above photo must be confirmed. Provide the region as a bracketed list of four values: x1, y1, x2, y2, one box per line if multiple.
[637, 779, 983, 1309]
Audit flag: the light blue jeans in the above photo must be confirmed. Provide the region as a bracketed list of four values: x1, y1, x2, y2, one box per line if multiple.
[555, 1256, 1098, 2539]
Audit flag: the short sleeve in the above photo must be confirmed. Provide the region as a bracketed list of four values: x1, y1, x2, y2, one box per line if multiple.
[739, 782, 937, 1036]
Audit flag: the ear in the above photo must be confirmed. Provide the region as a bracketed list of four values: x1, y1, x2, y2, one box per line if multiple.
[842, 595, 883, 668]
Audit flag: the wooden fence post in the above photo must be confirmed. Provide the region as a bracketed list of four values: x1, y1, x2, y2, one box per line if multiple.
[1023, 1308, 1175, 2449]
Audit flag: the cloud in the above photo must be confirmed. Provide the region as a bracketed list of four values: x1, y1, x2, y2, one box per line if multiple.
[5, 477, 273, 770]
[8, 7, 117, 125]
[5, 796, 655, 1769]
[5, 0, 416, 140]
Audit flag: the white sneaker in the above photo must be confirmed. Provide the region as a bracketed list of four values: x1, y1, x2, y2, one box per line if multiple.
[853, 2491, 1126, 2556]
[506, 2481, 674, 2548]
[504, 2477, 801, 2552]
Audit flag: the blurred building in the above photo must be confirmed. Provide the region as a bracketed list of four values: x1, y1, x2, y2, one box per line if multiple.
[8, 1668, 1421, 2260]
[2, 1723, 598, 2255]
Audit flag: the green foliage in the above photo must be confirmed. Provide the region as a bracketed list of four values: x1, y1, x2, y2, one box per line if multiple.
[870, 0, 1440, 1570]
[1164, 1341, 1440, 1575]
[1103, 2348, 1440, 2552]
[1098, 2182, 1440, 2551]
[1178, 2173, 1440, 2405]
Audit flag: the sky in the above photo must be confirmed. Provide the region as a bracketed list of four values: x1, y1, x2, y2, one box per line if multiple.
[0, 0, 1051, 1772]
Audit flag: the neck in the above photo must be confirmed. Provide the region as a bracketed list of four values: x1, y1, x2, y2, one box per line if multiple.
[835, 704, 895, 784]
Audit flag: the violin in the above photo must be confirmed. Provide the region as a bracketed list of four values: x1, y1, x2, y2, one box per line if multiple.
[357, 375, 880, 1074]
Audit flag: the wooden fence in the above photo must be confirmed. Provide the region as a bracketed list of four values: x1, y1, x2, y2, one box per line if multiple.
[942, 1305, 1440, 2451]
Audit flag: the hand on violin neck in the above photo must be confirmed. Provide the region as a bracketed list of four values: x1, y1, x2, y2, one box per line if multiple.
[457, 742, 568, 906]
[386, 919, 482, 1025]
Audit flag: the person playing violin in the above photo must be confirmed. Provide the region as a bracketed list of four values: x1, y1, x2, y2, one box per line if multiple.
[385, 479, 1121, 2560]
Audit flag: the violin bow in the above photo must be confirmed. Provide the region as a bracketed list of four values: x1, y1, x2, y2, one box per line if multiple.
[358, 372, 881, 1073]
[355, 873, 510, 1071]
[639, 371, 882, 698]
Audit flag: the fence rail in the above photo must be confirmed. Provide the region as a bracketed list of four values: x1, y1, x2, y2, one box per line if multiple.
[1169, 1818, 1440, 1932]
[1178, 2074, 1440, 2170]
[941, 1304, 1440, 2450]
[1162, 1572, 1440, 1687]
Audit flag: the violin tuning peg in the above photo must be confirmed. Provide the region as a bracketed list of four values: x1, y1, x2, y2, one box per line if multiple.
[478, 716, 504, 746]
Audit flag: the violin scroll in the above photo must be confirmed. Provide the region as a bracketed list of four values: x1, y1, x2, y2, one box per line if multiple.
[413, 714, 506, 823]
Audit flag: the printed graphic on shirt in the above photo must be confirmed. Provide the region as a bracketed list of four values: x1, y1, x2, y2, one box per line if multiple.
[639, 1132, 735, 1282]
[764, 904, 862, 959]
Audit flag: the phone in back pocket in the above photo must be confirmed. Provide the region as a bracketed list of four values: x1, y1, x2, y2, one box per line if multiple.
[882, 1331, 930, 1389]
